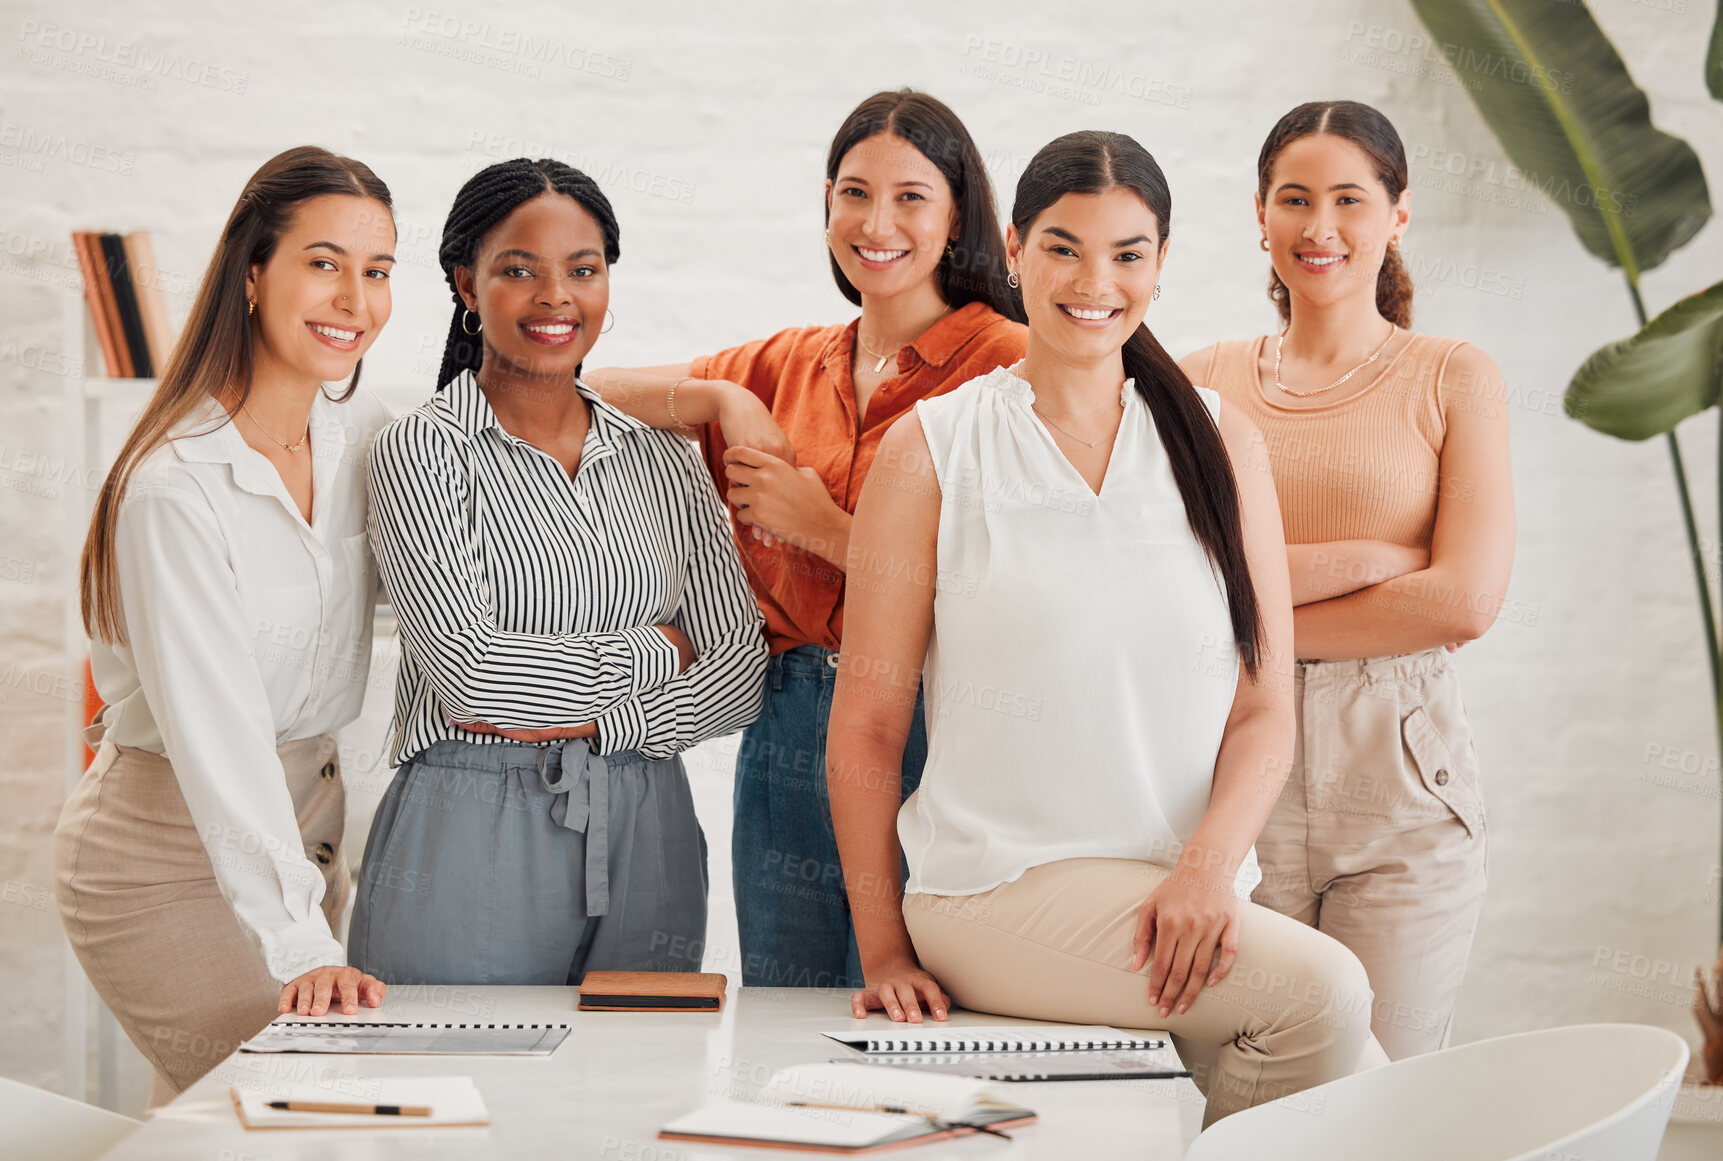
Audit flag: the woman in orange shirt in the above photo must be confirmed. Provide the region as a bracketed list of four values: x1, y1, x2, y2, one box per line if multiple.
[1181, 100, 1514, 1060]
[586, 89, 1026, 988]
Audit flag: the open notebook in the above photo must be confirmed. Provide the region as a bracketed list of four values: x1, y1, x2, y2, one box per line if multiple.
[660, 1063, 1035, 1153]
[230, 1076, 489, 1130]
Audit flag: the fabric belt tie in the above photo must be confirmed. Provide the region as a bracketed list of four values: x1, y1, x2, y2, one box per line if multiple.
[536, 740, 611, 916]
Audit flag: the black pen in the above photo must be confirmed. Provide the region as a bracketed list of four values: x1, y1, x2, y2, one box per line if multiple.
[266, 1100, 431, 1116]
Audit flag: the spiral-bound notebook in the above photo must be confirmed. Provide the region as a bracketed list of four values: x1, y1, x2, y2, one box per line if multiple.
[240, 1020, 570, 1056]
[821, 1025, 1187, 1082]
[822, 1025, 1165, 1054]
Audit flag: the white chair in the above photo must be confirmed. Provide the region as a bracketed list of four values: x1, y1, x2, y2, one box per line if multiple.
[1186, 1023, 1689, 1161]
[0, 1077, 141, 1161]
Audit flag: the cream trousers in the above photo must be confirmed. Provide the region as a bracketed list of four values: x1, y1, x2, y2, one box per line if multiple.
[1254, 648, 1489, 1060]
[904, 856, 1377, 1126]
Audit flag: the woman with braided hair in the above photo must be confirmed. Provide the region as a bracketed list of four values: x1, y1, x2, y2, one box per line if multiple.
[349, 158, 767, 985]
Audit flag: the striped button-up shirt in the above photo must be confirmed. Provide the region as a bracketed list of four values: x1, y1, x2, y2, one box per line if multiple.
[367, 371, 767, 764]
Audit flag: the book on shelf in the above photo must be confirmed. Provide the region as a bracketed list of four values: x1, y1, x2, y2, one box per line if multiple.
[71, 229, 174, 379]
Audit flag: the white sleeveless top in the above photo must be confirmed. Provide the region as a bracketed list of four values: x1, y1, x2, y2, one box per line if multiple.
[901, 361, 1259, 898]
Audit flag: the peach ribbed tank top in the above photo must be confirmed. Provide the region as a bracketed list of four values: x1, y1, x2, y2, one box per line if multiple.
[1204, 333, 1469, 549]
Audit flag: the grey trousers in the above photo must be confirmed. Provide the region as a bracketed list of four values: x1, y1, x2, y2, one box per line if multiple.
[350, 739, 708, 986]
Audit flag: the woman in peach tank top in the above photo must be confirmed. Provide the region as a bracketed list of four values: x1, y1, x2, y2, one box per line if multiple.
[1182, 100, 1515, 1061]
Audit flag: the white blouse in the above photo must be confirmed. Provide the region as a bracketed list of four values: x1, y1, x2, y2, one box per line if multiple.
[92, 388, 391, 982]
[900, 362, 1259, 898]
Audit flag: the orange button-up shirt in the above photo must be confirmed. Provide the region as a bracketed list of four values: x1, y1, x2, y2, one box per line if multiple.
[690, 300, 1027, 654]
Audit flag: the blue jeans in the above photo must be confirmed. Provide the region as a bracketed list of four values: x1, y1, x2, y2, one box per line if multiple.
[732, 645, 926, 989]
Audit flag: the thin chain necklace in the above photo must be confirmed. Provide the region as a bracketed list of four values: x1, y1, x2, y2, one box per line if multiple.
[1031, 401, 1118, 449]
[240, 401, 309, 452]
[1274, 321, 1398, 398]
[857, 306, 953, 375]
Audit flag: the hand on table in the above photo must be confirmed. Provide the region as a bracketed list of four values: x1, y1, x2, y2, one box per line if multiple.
[851, 957, 950, 1024]
[280, 965, 386, 1017]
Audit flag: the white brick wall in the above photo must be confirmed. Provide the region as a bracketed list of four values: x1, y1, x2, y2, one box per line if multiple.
[4, 0, 1721, 1110]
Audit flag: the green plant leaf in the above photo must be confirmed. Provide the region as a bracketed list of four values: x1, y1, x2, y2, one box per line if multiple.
[1409, 0, 1711, 279]
[1709, 0, 1723, 100]
[1566, 281, 1723, 439]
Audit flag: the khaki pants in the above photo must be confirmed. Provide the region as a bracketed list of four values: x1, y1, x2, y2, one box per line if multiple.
[904, 858, 1376, 1126]
[1253, 648, 1488, 1061]
[54, 728, 349, 1104]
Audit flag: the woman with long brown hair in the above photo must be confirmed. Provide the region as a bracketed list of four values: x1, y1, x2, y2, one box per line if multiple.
[1181, 100, 1514, 1060]
[828, 129, 1376, 1126]
[55, 145, 396, 1102]
[585, 89, 1027, 991]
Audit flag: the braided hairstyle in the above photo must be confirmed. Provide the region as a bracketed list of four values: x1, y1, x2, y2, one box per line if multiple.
[436, 158, 621, 388]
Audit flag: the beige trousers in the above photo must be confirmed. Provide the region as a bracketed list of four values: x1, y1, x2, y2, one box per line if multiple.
[54, 728, 349, 1103]
[903, 858, 1376, 1126]
[1252, 648, 1488, 1061]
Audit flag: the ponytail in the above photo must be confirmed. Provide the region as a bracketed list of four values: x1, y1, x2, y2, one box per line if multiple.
[1122, 324, 1262, 678]
[1012, 130, 1263, 677]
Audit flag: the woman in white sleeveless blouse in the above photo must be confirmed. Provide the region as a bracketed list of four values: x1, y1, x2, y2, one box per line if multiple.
[828, 131, 1381, 1127]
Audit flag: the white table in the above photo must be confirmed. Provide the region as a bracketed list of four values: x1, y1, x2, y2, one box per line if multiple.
[101, 986, 1199, 1158]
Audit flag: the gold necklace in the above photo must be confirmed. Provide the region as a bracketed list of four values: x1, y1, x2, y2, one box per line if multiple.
[856, 333, 899, 374]
[1031, 401, 1117, 449]
[240, 401, 310, 452]
[1274, 321, 1398, 398]
[857, 306, 955, 375]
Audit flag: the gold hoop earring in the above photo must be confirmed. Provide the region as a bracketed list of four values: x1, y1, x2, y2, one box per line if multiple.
[1260, 237, 1270, 252]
